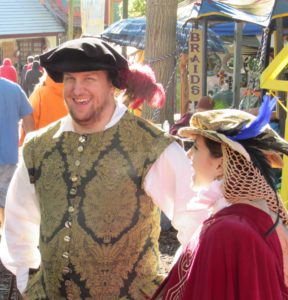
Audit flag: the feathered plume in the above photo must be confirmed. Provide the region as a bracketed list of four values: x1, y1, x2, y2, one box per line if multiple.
[118, 63, 166, 109]
[229, 94, 276, 141]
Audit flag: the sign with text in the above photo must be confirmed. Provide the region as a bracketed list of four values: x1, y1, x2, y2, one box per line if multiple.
[188, 28, 203, 102]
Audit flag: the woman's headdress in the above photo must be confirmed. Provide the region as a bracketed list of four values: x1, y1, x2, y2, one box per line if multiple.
[179, 96, 288, 228]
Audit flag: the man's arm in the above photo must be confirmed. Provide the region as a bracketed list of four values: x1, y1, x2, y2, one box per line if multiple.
[22, 114, 35, 134]
[143, 142, 197, 240]
[0, 158, 41, 294]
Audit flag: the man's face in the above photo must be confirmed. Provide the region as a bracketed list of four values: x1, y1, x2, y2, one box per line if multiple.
[63, 70, 115, 131]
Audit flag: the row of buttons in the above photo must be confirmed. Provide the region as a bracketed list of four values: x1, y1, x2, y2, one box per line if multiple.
[61, 135, 87, 299]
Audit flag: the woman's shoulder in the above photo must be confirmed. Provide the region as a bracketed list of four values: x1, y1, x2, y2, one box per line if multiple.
[201, 203, 274, 245]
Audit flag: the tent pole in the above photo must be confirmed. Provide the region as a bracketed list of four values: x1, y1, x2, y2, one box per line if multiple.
[274, 19, 286, 137]
[68, 0, 74, 40]
[232, 21, 243, 108]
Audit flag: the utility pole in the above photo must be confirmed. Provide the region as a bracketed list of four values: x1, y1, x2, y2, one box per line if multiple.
[68, 0, 74, 40]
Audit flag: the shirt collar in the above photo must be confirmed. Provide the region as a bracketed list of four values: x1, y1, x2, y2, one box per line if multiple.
[53, 101, 128, 139]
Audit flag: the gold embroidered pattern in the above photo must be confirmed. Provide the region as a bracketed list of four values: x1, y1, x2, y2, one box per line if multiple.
[165, 248, 194, 300]
[84, 150, 137, 239]
[37, 151, 68, 238]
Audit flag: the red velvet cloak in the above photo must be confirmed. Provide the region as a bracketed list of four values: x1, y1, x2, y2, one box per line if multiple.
[152, 204, 288, 300]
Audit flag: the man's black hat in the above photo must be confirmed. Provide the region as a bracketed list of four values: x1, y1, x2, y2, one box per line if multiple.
[39, 37, 128, 87]
[40, 37, 166, 109]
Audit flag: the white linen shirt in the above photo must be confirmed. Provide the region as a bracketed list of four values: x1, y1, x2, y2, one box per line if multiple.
[0, 102, 195, 293]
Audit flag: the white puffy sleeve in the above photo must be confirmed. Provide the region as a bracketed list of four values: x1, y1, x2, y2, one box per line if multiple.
[0, 158, 41, 293]
[143, 141, 194, 223]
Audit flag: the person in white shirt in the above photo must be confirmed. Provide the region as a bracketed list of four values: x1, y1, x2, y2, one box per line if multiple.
[0, 37, 195, 300]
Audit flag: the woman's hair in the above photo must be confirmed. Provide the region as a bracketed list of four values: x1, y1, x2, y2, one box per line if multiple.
[239, 140, 276, 192]
[203, 137, 223, 158]
[203, 136, 276, 191]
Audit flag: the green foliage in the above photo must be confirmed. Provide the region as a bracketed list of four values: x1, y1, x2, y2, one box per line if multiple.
[119, 0, 184, 18]
[130, 0, 147, 17]
[119, 0, 146, 18]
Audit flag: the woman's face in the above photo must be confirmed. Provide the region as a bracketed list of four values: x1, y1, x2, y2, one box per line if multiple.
[187, 135, 223, 188]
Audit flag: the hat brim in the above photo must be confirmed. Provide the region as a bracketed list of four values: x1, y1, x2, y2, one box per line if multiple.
[179, 126, 284, 168]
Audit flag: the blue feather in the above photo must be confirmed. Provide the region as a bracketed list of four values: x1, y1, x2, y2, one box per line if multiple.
[229, 95, 276, 141]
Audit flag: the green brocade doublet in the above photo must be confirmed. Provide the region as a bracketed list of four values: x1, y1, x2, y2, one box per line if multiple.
[23, 112, 174, 300]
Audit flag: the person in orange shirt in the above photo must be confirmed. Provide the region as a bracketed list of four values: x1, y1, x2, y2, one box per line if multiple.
[19, 72, 68, 144]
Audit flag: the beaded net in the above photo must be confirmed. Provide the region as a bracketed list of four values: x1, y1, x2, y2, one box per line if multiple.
[222, 145, 288, 226]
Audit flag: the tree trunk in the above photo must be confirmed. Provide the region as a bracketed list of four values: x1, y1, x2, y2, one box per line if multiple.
[142, 0, 178, 124]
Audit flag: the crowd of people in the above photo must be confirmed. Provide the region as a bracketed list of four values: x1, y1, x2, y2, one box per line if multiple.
[0, 37, 287, 300]
[0, 55, 44, 97]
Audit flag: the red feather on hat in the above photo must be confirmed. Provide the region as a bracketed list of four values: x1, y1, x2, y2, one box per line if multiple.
[118, 63, 166, 109]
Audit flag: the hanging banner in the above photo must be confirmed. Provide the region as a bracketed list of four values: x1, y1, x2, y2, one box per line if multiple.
[188, 28, 203, 102]
[81, 0, 105, 36]
[198, 0, 277, 27]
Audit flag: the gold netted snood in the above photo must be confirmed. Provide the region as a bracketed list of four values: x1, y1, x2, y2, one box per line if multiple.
[222, 145, 288, 226]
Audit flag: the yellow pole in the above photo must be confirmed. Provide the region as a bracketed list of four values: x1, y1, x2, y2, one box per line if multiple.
[260, 44, 288, 206]
[68, 0, 74, 40]
[282, 107, 288, 206]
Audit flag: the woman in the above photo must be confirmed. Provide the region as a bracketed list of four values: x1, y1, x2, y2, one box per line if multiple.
[152, 96, 288, 299]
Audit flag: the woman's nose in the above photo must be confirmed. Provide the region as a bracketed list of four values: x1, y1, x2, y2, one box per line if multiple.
[186, 148, 193, 160]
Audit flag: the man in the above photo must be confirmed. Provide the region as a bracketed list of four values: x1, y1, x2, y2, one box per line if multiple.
[0, 38, 193, 299]
[0, 78, 34, 231]
[20, 55, 34, 88]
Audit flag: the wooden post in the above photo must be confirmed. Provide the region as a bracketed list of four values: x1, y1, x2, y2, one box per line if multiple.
[180, 53, 189, 115]
[201, 19, 207, 96]
[68, 0, 74, 40]
[232, 21, 243, 108]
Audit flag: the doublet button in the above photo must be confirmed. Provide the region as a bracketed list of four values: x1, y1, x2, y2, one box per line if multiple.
[79, 135, 87, 143]
[62, 266, 71, 274]
[77, 145, 84, 152]
[70, 188, 77, 195]
[67, 293, 74, 300]
[74, 160, 80, 167]
[71, 176, 78, 182]
[65, 221, 72, 228]
[65, 279, 72, 286]
[62, 252, 69, 259]
[64, 235, 71, 242]
[68, 206, 75, 213]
